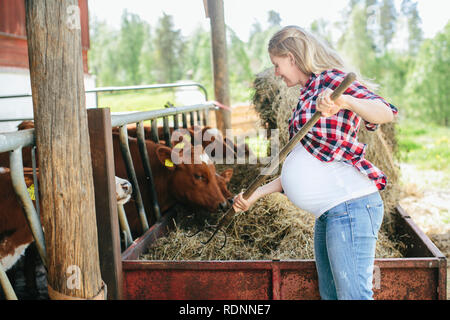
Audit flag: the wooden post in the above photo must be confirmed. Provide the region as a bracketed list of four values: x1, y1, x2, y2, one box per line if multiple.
[87, 108, 123, 300]
[207, 0, 232, 133]
[25, 0, 104, 299]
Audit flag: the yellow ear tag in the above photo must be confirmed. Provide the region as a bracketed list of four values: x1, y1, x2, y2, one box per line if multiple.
[27, 184, 35, 201]
[174, 142, 185, 149]
[165, 159, 174, 168]
[183, 134, 191, 142]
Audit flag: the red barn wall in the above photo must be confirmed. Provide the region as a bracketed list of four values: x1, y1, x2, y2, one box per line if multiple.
[0, 0, 90, 73]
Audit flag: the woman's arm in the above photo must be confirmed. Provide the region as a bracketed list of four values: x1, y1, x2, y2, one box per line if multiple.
[232, 176, 283, 212]
[317, 88, 395, 124]
[342, 95, 394, 124]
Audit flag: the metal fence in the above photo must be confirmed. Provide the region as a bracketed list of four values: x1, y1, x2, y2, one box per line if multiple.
[111, 102, 217, 247]
[0, 82, 209, 122]
[0, 82, 217, 299]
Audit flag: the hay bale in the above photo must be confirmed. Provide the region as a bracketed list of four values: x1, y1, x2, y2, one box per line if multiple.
[252, 68, 300, 150]
[358, 123, 402, 233]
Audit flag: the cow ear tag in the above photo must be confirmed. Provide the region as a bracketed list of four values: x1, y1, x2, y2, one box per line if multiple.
[165, 159, 174, 168]
[183, 134, 191, 142]
[27, 184, 35, 200]
[174, 142, 185, 149]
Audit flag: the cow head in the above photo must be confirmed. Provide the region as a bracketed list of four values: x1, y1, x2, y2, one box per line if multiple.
[115, 176, 132, 205]
[155, 143, 227, 212]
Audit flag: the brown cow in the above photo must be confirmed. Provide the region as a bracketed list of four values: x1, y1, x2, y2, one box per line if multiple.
[0, 169, 36, 271]
[0, 168, 132, 272]
[112, 132, 230, 237]
[113, 124, 235, 202]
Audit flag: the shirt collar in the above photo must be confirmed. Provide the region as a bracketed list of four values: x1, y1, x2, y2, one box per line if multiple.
[300, 72, 317, 95]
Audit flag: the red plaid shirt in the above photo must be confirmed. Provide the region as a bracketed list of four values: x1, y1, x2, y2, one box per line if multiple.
[288, 69, 398, 191]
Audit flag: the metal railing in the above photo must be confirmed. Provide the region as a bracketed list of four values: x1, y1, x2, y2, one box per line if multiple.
[112, 102, 217, 245]
[0, 129, 44, 300]
[0, 82, 209, 122]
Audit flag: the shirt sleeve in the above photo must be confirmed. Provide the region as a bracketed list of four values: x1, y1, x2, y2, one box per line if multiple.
[323, 69, 398, 131]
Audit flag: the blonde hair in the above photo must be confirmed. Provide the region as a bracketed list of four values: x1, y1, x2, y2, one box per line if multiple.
[268, 25, 377, 90]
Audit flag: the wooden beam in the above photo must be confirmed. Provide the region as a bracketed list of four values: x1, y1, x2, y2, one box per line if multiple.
[25, 0, 104, 299]
[203, 0, 209, 18]
[207, 0, 232, 133]
[87, 108, 123, 300]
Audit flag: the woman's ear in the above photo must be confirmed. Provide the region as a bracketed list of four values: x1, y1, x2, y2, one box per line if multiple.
[287, 52, 295, 66]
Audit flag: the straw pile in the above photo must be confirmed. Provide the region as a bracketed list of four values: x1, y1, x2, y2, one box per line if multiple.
[252, 68, 300, 151]
[141, 191, 405, 261]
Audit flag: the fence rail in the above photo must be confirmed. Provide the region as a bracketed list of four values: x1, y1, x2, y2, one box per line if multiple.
[0, 82, 209, 121]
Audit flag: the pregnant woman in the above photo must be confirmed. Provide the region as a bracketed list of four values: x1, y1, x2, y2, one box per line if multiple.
[233, 25, 398, 300]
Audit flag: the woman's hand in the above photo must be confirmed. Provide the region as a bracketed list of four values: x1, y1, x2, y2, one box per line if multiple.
[316, 88, 349, 117]
[232, 192, 256, 213]
[232, 177, 283, 213]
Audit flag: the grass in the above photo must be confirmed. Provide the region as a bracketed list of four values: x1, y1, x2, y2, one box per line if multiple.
[396, 117, 450, 191]
[97, 91, 177, 113]
[397, 117, 450, 172]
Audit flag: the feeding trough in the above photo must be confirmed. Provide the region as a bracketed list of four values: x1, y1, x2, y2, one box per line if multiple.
[121, 204, 447, 300]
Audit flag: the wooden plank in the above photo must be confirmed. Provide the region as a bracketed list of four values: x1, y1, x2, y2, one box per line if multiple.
[207, 0, 232, 133]
[25, 0, 103, 299]
[88, 108, 123, 300]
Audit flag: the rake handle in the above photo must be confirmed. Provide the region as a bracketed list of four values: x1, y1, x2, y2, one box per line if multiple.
[202, 72, 356, 245]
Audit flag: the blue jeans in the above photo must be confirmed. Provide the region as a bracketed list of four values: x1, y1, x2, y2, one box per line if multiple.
[314, 192, 384, 300]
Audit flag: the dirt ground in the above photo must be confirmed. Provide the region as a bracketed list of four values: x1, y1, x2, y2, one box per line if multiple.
[398, 163, 450, 299]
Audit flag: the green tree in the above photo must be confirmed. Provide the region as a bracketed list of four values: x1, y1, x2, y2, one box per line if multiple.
[379, 0, 397, 51]
[405, 23, 450, 126]
[118, 10, 148, 85]
[88, 17, 121, 86]
[139, 23, 156, 84]
[401, 0, 423, 55]
[227, 27, 253, 101]
[153, 13, 186, 83]
[338, 4, 377, 77]
[267, 10, 282, 27]
[183, 25, 213, 96]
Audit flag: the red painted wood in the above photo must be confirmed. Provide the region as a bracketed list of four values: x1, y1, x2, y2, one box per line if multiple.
[0, 0, 90, 73]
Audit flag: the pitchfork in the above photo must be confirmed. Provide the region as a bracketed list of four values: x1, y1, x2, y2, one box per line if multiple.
[197, 72, 356, 248]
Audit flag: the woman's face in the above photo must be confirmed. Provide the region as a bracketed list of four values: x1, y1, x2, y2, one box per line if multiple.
[270, 53, 309, 87]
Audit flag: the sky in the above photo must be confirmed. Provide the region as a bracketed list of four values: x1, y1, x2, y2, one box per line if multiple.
[88, 0, 449, 42]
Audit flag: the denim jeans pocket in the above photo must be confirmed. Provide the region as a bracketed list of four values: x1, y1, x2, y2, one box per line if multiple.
[322, 202, 348, 221]
[365, 202, 384, 237]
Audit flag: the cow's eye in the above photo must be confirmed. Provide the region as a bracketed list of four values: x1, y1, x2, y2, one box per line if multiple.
[194, 173, 203, 180]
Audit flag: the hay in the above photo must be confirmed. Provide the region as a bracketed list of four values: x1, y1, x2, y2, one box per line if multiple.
[252, 68, 300, 150]
[141, 192, 406, 261]
[358, 123, 402, 233]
